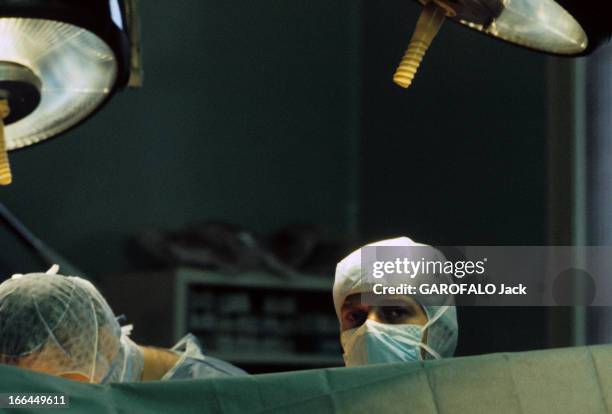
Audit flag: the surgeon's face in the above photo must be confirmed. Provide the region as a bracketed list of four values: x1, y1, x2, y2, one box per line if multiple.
[340, 293, 428, 332]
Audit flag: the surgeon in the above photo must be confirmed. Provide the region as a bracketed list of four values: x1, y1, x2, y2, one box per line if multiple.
[0, 265, 246, 383]
[333, 236, 458, 366]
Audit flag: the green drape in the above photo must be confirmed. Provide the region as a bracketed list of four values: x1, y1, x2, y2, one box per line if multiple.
[0, 345, 610, 413]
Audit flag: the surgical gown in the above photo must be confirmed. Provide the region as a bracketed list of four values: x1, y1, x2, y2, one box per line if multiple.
[161, 334, 247, 380]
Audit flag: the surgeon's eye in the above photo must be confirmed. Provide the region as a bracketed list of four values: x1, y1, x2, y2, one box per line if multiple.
[376, 306, 414, 324]
[346, 309, 368, 328]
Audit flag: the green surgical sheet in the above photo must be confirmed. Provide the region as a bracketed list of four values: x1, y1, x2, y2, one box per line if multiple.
[0, 345, 610, 413]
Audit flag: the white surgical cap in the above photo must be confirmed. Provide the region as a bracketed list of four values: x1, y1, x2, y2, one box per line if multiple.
[0, 267, 143, 383]
[333, 236, 458, 358]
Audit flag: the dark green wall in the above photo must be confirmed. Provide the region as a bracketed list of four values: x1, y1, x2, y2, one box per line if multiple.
[1, 0, 360, 276]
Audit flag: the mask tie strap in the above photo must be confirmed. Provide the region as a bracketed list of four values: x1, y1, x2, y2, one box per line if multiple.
[418, 342, 442, 360]
[418, 306, 449, 359]
[422, 305, 449, 331]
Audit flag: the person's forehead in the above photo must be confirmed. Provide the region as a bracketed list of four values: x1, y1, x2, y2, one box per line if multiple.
[341, 293, 421, 308]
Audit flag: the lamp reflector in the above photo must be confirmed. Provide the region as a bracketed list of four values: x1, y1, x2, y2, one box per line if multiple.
[458, 0, 588, 54]
[0, 18, 118, 151]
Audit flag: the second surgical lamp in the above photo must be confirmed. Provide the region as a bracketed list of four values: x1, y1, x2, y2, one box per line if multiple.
[394, 0, 611, 88]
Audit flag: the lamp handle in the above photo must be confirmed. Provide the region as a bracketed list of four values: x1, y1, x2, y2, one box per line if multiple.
[0, 99, 12, 185]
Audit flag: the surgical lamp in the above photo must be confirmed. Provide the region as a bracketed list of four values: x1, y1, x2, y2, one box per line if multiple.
[0, 0, 141, 185]
[394, 0, 612, 88]
[0, 0, 140, 277]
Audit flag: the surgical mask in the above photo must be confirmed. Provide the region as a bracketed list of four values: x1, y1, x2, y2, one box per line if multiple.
[100, 327, 144, 383]
[340, 306, 449, 367]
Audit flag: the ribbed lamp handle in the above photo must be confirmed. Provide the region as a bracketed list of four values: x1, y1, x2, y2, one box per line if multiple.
[0, 100, 12, 186]
[393, 1, 446, 89]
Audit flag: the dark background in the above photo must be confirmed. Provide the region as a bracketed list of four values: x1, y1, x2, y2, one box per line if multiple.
[0, 0, 596, 360]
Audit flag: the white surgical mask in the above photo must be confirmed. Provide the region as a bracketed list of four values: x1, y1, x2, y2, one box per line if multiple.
[340, 307, 448, 367]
